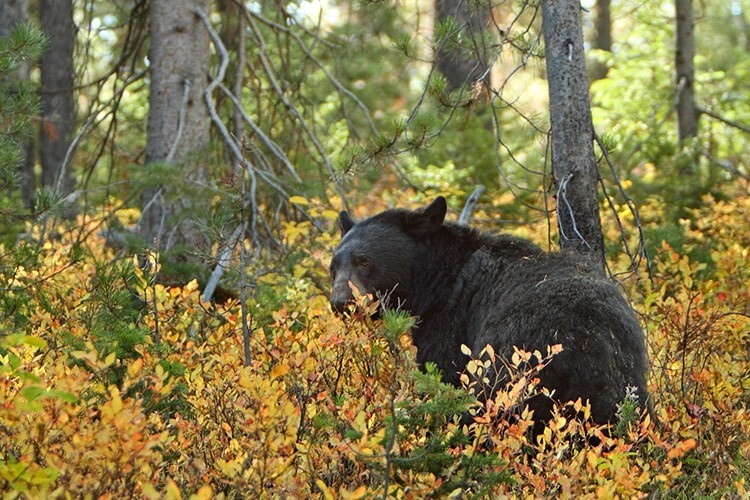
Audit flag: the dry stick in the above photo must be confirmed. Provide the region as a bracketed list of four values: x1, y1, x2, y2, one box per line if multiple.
[247, 9, 375, 132]
[555, 172, 593, 250]
[458, 185, 485, 226]
[60, 68, 149, 201]
[216, 83, 300, 182]
[594, 132, 650, 278]
[246, 8, 417, 189]
[166, 79, 191, 162]
[244, 13, 350, 211]
[150, 79, 192, 253]
[37, 68, 142, 244]
[194, 6, 260, 303]
[201, 223, 245, 304]
[142, 76, 191, 253]
[197, 14, 325, 233]
[700, 150, 748, 179]
[193, 6, 260, 212]
[239, 227, 252, 366]
[195, 7, 322, 305]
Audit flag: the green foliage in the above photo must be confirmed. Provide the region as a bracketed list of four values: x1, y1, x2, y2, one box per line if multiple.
[591, 1, 749, 219]
[0, 22, 47, 237]
[613, 385, 645, 438]
[0, 22, 48, 72]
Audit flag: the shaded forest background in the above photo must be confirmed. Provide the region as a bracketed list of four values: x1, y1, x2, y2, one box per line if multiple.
[1, 0, 749, 497]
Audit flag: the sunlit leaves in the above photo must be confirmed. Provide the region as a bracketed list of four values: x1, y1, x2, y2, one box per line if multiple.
[1, 190, 749, 495]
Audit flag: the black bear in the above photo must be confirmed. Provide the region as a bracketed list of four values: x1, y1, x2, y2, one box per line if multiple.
[330, 196, 649, 429]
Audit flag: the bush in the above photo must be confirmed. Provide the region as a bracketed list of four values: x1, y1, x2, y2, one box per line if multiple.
[1, 187, 749, 496]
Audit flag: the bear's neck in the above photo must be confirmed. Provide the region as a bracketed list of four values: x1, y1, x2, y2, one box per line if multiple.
[405, 223, 541, 386]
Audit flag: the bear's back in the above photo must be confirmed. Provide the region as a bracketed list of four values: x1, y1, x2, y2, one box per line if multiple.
[412, 225, 649, 424]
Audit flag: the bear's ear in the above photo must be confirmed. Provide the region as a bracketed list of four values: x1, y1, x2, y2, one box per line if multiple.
[413, 196, 446, 234]
[339, 211, 356, 236]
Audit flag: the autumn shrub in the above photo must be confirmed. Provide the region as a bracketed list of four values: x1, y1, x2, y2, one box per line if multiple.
[1, 186, 749, 497]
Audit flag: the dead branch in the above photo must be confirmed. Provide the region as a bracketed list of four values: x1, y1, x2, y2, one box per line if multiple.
[458, 185, 485, 226]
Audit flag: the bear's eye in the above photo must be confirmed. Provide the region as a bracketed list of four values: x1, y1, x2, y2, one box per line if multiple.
[353, 256, 371, 269]
[329, 256, 339, 275]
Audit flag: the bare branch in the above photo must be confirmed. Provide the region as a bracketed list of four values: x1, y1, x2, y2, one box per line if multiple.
[697, 107, 750, 134]
[166, 78, 191, 163]
[594, 133, 650, 279]
[458, 185, 485, 226]
[201, 223, 245, 303]
[244, 12, 349, 211]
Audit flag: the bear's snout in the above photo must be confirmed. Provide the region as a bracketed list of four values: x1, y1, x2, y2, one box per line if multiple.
[330, 280, 356, 314]
[330, 297, 352, 314]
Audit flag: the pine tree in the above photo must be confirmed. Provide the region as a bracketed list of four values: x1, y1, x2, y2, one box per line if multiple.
[0, 22, 47, 234]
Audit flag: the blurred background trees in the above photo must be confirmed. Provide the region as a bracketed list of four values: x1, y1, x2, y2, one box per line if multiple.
[1, 0, 748, 285]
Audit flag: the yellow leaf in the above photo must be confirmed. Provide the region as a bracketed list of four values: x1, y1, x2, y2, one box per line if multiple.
[110, 386, 123, 414]
[289, 195, 309, 205]
[189, 485, 213, 500]
[127, 358, 144, 379]
[349, 485, 367, 499]
[217, 459, 241, 478]
[165, 478, 182, 500]
[271, 363, 290, 380]
[104, 352, 117, 367]
[484, 344, 495, 360]
[316, 479, 335, 500]
[141, 482, 160, 500]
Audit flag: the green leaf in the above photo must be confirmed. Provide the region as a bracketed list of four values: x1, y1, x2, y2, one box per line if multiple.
[20, 385, 46, 401]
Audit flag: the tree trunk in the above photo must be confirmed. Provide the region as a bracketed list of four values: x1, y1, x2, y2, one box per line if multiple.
[675, 0, 698, 142]
[0, 0, 35, 209]
[541, 0, 606, 268]
[434, 0, 491, 92]
[590, 0, 612, 81]
[141, 0, 211, 251]
[40, 0, 76, 200]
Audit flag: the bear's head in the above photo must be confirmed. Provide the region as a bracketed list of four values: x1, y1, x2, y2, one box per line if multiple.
[329, 197, 447, 314]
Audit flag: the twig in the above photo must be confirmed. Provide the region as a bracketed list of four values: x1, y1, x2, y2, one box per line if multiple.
[697, 107, 750, 134]
[166, 79, 191, 162]
[458, 185, 485, 226]
[244, 12, 349, 211]
[58, 67, 148, 196]
[246, 8, 374, 132]
[193, 6, 261, 240]
[699, 150, 748, 179]
[594, 132, 650, 278]
[195, 6, 325, 236]
[201, 223, 245, 303]
[216, 83, 300, 182]
[556, 172, 592, 250]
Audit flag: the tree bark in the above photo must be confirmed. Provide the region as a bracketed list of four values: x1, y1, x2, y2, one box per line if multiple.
[0, 0, 35, 209]
[542, 0, 606, 268]
[590, 0, 612, 81]
[434, 0, 492, 92]
[141, 0, 211, 250]
[675, 0, 698, 141]
[40, 0, 76, 200]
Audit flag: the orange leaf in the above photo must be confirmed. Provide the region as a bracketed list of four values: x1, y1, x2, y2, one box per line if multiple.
[271, 363, 290, 380]
[667, 438, 698, 459]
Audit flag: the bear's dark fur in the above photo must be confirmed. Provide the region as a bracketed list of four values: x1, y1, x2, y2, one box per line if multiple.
[329, 196, 649, 428]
